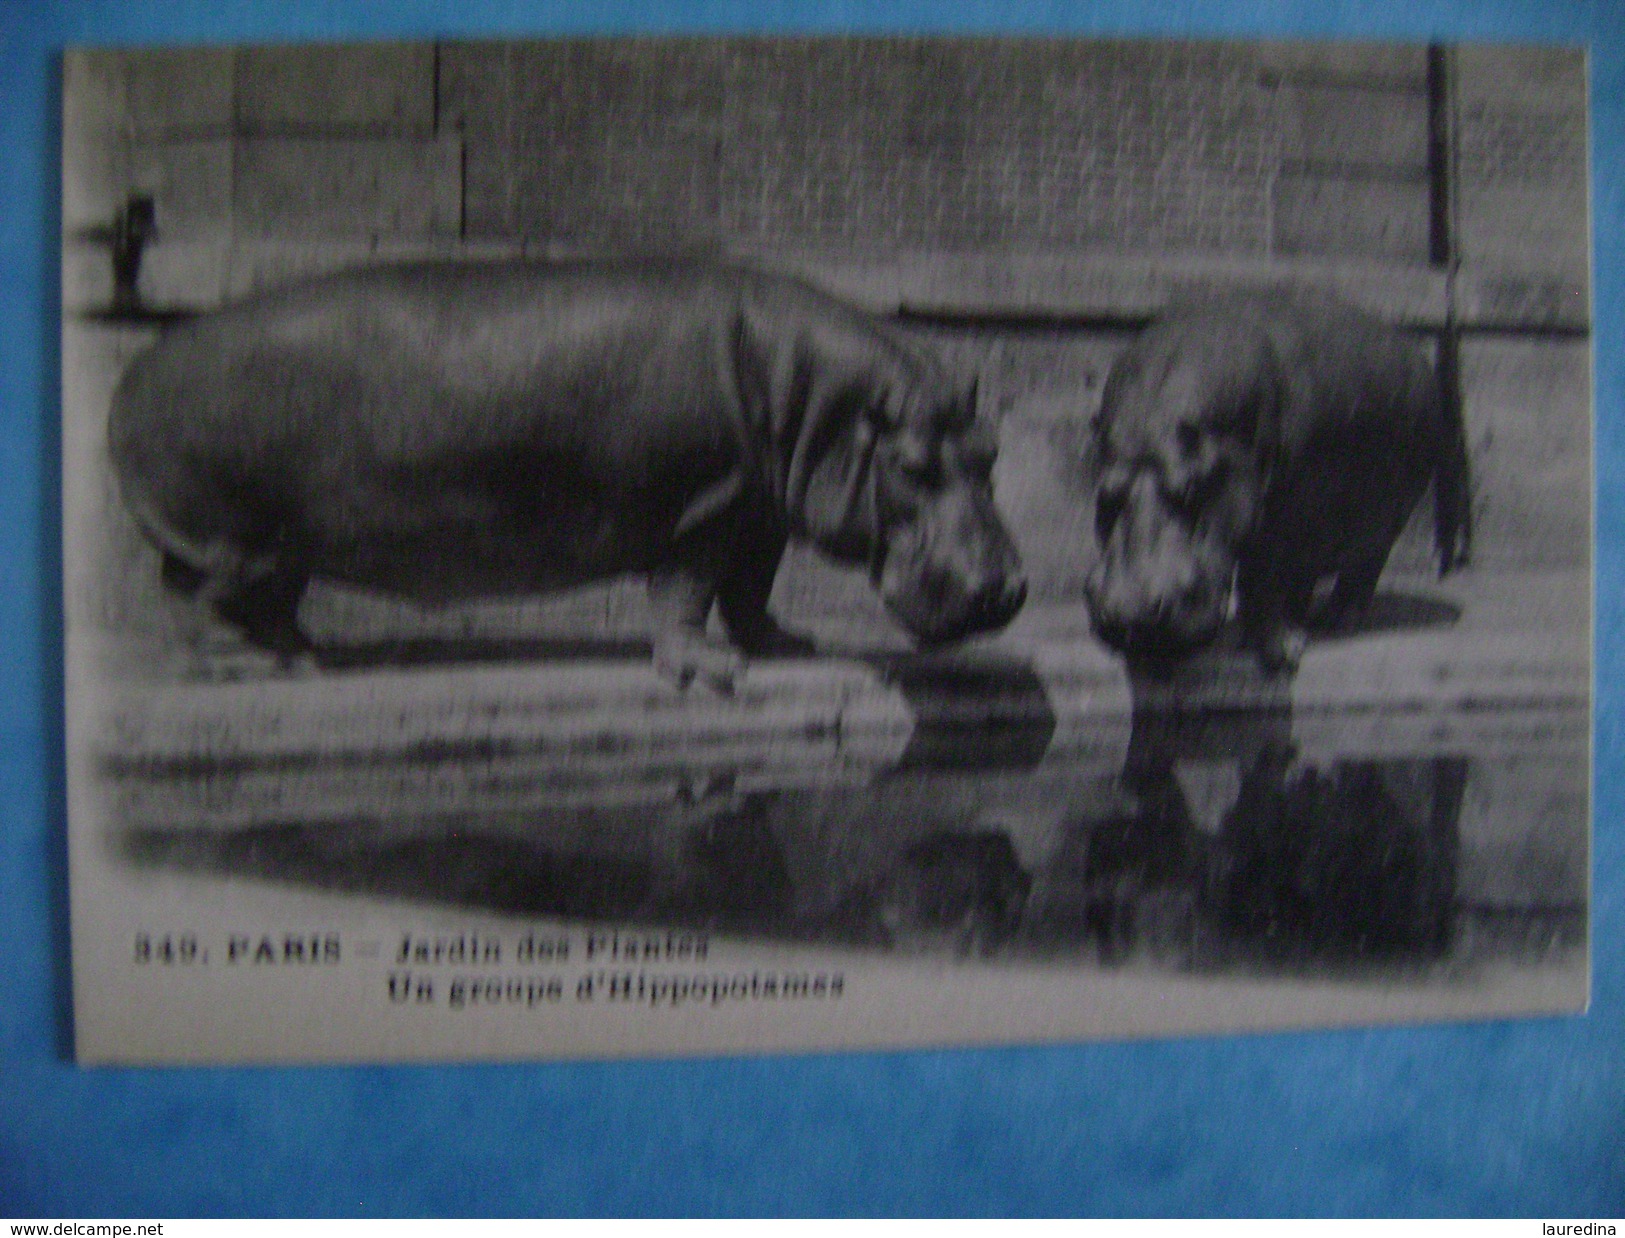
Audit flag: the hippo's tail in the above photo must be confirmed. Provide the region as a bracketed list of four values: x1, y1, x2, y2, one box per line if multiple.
[118, 486, 270, 597]
[111, 428, 277, 599]
[1431, 339, 1472, 575]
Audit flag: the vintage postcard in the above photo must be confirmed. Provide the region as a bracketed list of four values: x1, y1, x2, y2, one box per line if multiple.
[62, 36, 1590, 1064]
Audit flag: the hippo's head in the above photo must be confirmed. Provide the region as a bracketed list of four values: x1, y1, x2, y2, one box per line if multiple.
[800, 380, 1027, 646]
[872, 414, 1029, 644]
[1081, 328, 1278, 663]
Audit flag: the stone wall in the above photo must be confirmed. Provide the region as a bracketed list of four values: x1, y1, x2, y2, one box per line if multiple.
[61, 38, 1589, 341]
[66, 38, 1462, 265]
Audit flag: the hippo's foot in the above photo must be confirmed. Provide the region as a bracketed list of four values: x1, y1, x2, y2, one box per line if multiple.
[1237, 585, 1309, 674]
[653, 629, 748, 694]
[158, 583, 317, 680]
[212, 629, 318, 679]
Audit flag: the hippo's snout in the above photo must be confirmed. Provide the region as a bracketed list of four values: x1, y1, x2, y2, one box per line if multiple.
[921, 572, 1028, 646]
[1085, 599, 1226, 663]
[1083, 460, 1240, 661]
[876, 470, 1028, 646]
[886, 561, 1028, 647]
[1084, 540, 1231, 661]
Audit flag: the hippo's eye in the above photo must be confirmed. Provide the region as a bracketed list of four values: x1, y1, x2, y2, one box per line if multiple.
[1175, 422, 1203, 457]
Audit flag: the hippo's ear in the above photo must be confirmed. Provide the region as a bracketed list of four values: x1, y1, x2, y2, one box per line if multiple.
[962, 377, 980, 422]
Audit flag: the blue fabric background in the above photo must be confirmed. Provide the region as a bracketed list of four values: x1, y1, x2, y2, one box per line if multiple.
[2, 0, 1620, 1217]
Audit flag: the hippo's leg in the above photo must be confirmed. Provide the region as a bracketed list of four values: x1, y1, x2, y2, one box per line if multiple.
[650, 513, 815, 691]
[648, 563, 745, 693]
[715, 522, 817, 659]
[1312, 555, 1388, 632]
[152, 547, 311, 674]
[1236, 559, 1308, 674]
[160, 550, 208, 595]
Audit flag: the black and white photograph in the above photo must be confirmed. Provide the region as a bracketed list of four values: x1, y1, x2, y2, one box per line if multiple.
[61, 35, 1591, 1064]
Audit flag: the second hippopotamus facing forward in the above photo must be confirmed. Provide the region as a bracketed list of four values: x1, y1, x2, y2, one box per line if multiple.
[109, 260, 1027, 688]
[1084, 292, 1469, 671]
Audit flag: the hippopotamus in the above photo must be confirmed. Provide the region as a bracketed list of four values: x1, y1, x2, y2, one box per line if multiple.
[1083, 292, 1469, 671]
[109, 259, 1026, 687]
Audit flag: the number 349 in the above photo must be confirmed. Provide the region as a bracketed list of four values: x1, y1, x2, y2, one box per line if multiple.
[133, 933, 206, 965]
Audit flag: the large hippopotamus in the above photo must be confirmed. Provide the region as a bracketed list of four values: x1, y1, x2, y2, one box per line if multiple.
[109, 260, 1026, 687]
[1083, 292, 1469, 670]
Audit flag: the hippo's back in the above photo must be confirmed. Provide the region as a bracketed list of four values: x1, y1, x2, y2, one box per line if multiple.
[1193, 292, 1451, 583]
[1167, 292, 1442, 459]
[107, 261, 763, 597]
[112, 260, 752, 462]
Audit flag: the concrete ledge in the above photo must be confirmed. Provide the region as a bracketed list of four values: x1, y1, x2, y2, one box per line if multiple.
[89, 623, 1587, 831]
[63, 242, 1589, 336]
[782, 251, 1588, 336]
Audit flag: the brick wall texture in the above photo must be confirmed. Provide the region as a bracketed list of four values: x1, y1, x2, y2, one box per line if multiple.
[64, 38, 1588, 285]
[448, 39, 1436, 259]
[61, 38, 1452, 260]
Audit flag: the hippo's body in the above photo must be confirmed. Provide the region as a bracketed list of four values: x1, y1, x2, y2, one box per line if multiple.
[109, 260, 1026, 685]
[1084, 292, 1469, 669]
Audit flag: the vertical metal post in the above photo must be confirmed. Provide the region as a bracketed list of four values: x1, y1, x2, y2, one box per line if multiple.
[1426, 43, 1456, 270]
[1426, 42, 1471, 569]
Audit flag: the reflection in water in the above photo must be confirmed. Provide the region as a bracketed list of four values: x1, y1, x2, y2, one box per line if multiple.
[118, 640, 1581, 976]
[1214, 750, 1464, 958]
[879, 652, 1056, 770]
[126, 822, 662, 921]
[867, 831, 1032, 957]
[122, 751, 1479, 973]
[1078, 742, 1467, 965]
[1055, 663, 1468, 965]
